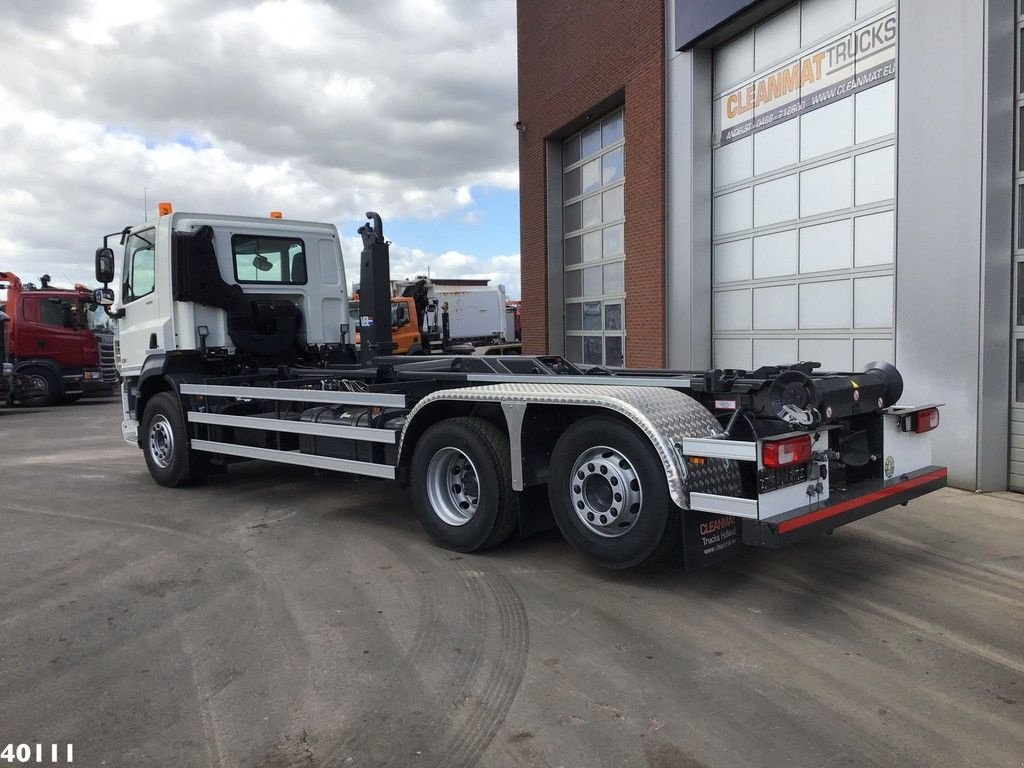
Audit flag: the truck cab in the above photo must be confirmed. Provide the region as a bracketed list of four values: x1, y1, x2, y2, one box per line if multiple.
[0, 272, 116, 405]
[351, 297, 418, 353]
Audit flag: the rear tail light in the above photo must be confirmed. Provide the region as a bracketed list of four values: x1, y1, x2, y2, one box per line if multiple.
[907, 407, 940, 434]
[762, 435, 812, 468]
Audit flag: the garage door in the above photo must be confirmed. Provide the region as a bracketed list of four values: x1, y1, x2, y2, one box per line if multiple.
[1011, 0, 1024, 489]
[711, 0, 897, 373]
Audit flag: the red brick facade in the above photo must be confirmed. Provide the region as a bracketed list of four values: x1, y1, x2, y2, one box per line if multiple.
[516, 0, 666, 368]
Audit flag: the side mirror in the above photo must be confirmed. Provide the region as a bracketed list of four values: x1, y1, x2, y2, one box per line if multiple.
[93, 287, 115, 307]
[95, 247, 115, 284]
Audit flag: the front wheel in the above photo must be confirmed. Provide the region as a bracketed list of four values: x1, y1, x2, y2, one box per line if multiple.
[548, 415, 679, 569]
[410, 416, 517, 552]
[18, 367, 60, 406]
[141, 392, 208, 487]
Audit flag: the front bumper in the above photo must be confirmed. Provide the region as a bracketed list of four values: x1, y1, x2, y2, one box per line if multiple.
[742, 465, 948, 548]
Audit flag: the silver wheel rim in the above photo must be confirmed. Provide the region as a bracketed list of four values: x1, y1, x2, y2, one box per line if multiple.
[25, 374, 48, 398]
[569, 445, 643, 538]
[426, 447, 480, 526]
[149, 414, 175, 469]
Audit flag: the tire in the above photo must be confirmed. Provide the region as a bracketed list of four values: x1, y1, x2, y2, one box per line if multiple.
[141, 392, 209, 487]
[18, 366, 60, 406]
[548, 415, 680, 569]
[410, 416, 517, 553]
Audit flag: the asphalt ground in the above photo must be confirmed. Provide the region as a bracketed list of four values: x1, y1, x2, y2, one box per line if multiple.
[1, 398, 1022, 768]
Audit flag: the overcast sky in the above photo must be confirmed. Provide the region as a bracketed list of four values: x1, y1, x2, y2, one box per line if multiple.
[0, 0, 521, 298]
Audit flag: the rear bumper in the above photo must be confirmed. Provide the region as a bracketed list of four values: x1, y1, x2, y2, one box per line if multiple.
[742, 466, 948, 548]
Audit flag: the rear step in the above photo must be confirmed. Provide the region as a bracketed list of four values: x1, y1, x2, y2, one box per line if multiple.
[741, 465, 948, 548]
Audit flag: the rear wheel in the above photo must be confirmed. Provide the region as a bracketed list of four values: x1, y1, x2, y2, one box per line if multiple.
[410, 416, 517, 552]
[141, 392, 209, 487]
[548, 415, 679, 569]
[18, 367, 59, 406]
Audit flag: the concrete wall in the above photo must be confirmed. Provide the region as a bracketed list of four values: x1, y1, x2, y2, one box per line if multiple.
[665, 2, 713, 370]
[895, 0, 1013, 489]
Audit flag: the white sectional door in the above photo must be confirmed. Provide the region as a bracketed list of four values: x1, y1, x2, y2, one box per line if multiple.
[711, 0, 897, 373]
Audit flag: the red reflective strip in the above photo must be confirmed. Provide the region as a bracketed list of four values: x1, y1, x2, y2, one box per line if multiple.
[777, 468, 948, 534]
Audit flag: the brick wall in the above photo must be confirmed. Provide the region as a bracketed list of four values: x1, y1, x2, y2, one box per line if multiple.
[516, 0, 666, 368]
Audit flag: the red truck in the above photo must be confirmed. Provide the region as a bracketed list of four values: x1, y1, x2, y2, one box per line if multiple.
[0, 272, 117, 405]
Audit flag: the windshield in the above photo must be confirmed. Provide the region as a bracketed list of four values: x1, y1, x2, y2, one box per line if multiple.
[86, 303, 115, 333]
[348, 301, 406, 328]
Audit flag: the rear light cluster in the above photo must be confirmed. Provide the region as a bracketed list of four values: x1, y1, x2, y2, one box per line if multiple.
[902, 407, 940, 434]
[762, 435, 812, 468]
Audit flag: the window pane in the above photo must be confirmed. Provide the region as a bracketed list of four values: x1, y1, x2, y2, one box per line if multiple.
[565, 269, 582, 298]
[563, 135, 581, 168]
[582, 125, 601, 158]
[233, 235, 306, 284]
[132, 247, 156, 297]
[564, 202, 582, 233]
[565, 302, 582, 330]
[1019, 106, 1024, 173]
[564, 235, 582, 266]
[583, 266, 602, 297]
[603, 224, 623, 257]
[583, 336, 603, 365]
[581, 159, 601, 195]
[565, 335, 582, 362]
[606, 336, 624, 367]
[603, 185, 624, 222]
[603, 262, 625, 294]
[1018, 262, 1024, 326]
[605, 303, 622, 330]
[39, 299, 67, 327]
[583, 301, 602, 330]
[602, 111, 623, 146]
[582, 230, 602, 262]
[564, 167, 581, 199]
[1019, 185, 1024, 251]
[1018, 339, 1024, 402]
[123, 232, 155, 301]
[582, 195, 601, 228]
[602, 147, 623, 186]
[1020, 29, 1024, 95]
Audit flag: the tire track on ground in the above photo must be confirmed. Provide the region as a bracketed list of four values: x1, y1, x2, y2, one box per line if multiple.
[437, 562, 529, 768]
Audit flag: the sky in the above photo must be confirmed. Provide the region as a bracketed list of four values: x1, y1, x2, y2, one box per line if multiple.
[0, 0, 521, 299]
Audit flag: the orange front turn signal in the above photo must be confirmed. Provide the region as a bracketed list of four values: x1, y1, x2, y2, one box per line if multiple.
[158, 201, 173, 215]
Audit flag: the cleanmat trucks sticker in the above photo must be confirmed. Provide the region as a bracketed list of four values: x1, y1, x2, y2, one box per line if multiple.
[716, 9, 896, 147]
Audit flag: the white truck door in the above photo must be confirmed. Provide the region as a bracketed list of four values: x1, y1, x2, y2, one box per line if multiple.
[118, 228, 168, 376]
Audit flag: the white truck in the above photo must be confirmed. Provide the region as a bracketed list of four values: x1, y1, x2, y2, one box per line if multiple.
[395, 277, 517, 352]
[91, 207, 947, 570]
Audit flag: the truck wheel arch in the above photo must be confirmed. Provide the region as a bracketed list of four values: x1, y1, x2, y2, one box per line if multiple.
[13, 358, 63, 383]
[399, 387, 739, 509]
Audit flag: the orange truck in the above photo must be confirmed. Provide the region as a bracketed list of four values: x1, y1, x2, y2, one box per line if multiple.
[349, 296, 421, 354]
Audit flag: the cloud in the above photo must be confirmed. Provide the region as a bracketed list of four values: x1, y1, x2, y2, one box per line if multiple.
[0, 0, 519, 294]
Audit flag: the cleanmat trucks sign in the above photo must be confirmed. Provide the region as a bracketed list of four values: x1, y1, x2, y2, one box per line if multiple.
[716, 9, 897, 146]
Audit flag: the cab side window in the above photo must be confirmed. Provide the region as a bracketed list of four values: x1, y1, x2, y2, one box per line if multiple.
[38, 298, 74, 328]
[123, 231, 156, 303]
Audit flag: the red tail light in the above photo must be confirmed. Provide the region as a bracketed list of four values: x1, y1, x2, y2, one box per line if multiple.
[913, 407, 940, 434]
[762, 435, 812, 468]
